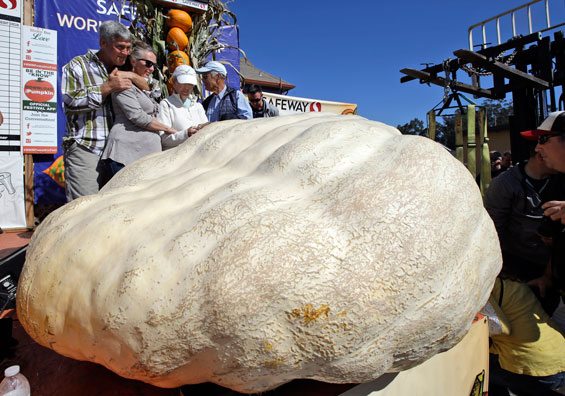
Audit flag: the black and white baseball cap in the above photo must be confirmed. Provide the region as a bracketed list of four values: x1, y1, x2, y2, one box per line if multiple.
[520, 111, 565, 140]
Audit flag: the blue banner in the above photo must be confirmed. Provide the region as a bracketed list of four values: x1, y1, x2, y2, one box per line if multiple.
[210, 25, 240, 91]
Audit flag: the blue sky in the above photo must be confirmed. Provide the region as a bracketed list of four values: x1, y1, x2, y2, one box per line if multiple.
[229, 0, 565, 127]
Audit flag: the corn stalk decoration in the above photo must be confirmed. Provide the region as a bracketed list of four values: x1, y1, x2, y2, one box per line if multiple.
[111, 0, 245, 100]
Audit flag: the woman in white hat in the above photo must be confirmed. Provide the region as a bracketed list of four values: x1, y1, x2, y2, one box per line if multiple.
[157, 65, 209, 150]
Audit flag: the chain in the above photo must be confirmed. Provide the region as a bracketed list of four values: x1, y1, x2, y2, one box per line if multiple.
[461, 64, 491, 76]
[461, 48, 518, 77]
[443, 58, 452, 103]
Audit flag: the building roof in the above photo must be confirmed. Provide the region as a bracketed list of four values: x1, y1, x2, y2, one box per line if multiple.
[239, 57, 295, 91]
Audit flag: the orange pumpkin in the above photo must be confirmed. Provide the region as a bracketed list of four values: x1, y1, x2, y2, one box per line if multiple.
[167, 50, 190, 73]
[166, 9, 192, 33]
[167, 27, 189, 51]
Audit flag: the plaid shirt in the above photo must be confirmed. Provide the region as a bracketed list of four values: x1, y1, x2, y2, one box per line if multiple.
[62, 49, 113, 155]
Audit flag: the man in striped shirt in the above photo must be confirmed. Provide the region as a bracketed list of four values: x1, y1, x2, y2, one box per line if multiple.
[62, 20, 147, 202]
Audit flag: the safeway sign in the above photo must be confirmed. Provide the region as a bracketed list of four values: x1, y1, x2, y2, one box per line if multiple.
[263, 92, 357, 116]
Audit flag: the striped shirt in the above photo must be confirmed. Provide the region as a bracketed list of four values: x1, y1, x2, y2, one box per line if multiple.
[62, 49, 112, 155]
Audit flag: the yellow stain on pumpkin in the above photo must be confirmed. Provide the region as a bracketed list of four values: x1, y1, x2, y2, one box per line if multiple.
[290, 304, 330, 326]
[265, 359, 285, 367]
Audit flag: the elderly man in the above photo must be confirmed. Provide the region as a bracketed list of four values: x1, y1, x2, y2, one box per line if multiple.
[195, 61, 252, 122]
[61, 20, 148, 202]
[247, 84, 279, 118]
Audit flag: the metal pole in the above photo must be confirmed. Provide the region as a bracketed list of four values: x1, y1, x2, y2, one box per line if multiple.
[545, 0, 550, 28]
[528, 5, 533, 34]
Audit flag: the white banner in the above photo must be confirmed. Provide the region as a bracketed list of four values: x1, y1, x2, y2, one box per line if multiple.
[0, 155, 26, 229]
[0, 0, 22, 156]
[22, 25, 58, 154]
[263, 92, 357, 116]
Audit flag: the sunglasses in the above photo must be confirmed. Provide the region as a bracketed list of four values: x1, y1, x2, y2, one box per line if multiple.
[139, 59, 155, 68]
[249, 98, 262, 103]
[537, 133, 562, 145]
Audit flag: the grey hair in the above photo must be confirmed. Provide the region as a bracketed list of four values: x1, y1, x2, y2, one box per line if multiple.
[130, 40, 155, 60]
[99, 20, 131, 43]
[209, 71, 225, 80]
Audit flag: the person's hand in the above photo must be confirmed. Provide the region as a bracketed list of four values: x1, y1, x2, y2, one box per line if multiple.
[187, 126, 198, 136]
[107, 68, 132, 93]
[116, 70, 135, 80]
[0, 110, 3, 126]
[542, 201, 565, 224]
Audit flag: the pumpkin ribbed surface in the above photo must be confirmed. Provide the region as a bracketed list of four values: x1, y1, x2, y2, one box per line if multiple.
[167, 27, 189, 51]
[17, 114, 500, 394]
[166, 9, 192, 33]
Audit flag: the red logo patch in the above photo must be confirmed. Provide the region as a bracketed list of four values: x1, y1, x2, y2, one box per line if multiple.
[0, 0, 17, 10]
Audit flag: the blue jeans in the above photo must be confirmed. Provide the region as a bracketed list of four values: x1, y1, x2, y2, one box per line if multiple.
[489, 354, 565, 395]
[106, 159, 125, 178]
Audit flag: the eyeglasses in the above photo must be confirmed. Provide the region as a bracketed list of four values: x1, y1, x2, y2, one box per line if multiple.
[139, 59, 155, 68]
[537, 133, 562, 145]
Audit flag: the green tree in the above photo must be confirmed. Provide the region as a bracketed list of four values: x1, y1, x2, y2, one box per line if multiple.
[396, 118, 427, 136]
[482, 98, 513, 127]
[397, 117, 455, 149]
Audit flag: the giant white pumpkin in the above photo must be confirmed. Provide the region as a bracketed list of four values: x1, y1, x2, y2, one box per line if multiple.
[17, 113, 500, 393]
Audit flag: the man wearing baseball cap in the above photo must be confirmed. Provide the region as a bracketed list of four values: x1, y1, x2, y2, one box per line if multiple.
[520, 111, 565, 226]
[195, 61, 252, 122]
[521, 111, 565, 173]
[521, 112, 565, 321]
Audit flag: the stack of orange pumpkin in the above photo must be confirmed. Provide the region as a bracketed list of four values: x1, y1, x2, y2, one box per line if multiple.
[165, 9, 192, 94]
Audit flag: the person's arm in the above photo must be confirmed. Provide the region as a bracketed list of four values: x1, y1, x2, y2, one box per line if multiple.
[146, 118, 176, 134]
[113, 88, 175, 134]
[155, 99, 178, 136]
[0, 110, 3, 126]
[63, 62, 132, 113]
[117, 71, 150, 92]
[100, 69, 135, 100]
[236, 91, 253, 119]
[195, 103, 209, 129]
